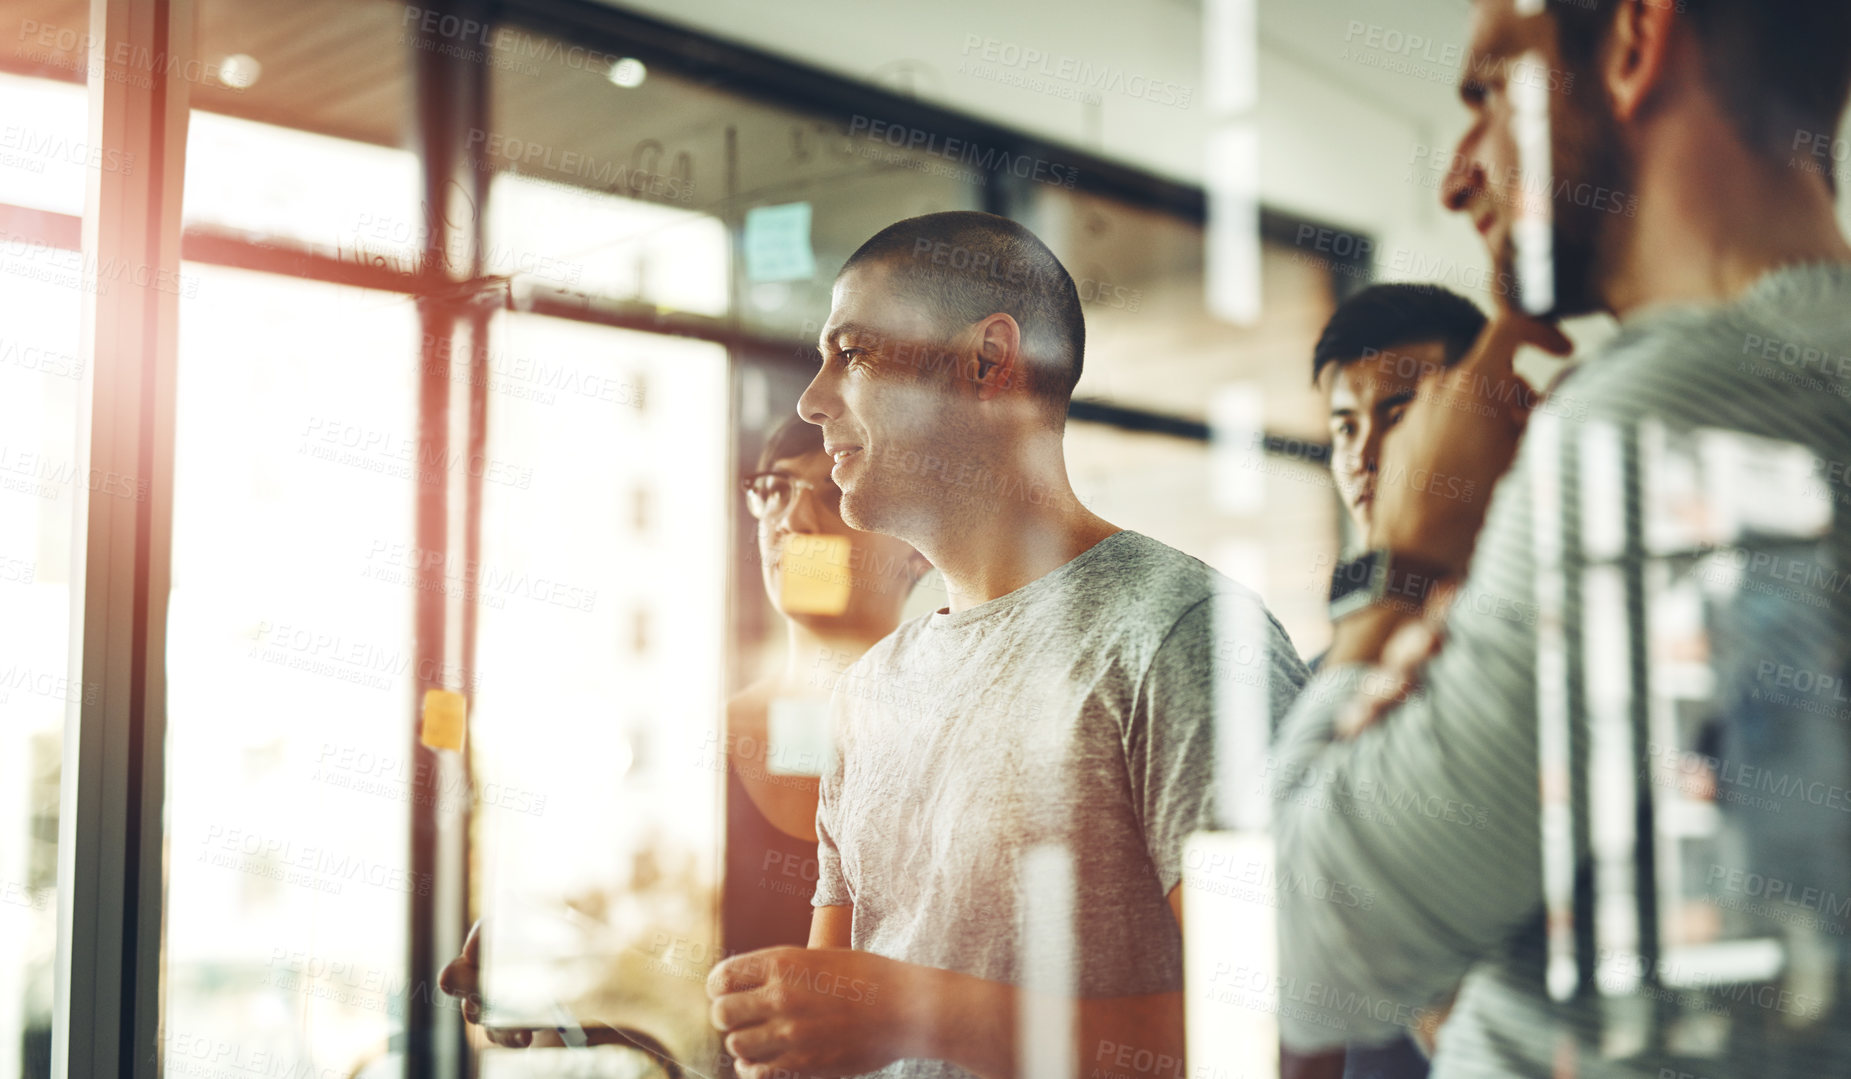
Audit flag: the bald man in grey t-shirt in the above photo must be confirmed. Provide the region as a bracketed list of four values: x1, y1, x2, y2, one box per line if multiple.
[705, 211, 1305, 1079]
[813, 530, 1304, 1079]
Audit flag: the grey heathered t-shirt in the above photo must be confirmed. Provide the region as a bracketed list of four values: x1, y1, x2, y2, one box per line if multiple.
[812, 529, 1308, 1079]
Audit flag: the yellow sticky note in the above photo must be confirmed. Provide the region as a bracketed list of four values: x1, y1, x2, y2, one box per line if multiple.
[779, 534, 852, 615]
[420, 688, 467, 751]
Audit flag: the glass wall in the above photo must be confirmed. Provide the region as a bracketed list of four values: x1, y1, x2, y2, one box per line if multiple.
[0, 1, 1347, 1075]
[0, 40, 89, 1079]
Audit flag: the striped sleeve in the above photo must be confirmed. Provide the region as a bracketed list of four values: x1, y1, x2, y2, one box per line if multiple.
[1272, 429, 1546, 1051]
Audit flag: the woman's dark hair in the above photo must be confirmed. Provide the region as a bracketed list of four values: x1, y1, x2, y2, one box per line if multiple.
[754, 414, 826, 474]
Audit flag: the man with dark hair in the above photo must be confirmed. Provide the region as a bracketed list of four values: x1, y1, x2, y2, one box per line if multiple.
[704, 210, 1308, 1079]
[1312, 284, 1489, 537]
[1293, 283, 1493, 1079]
[1274, 0, 1851, 1076]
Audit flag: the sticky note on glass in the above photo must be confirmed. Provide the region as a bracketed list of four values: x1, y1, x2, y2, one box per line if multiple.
[420, 688, 467, 751]
[744, 202, 817, 283]
[779, 533, 851, 615]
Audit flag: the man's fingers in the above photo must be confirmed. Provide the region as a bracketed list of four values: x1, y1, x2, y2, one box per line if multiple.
[438, 955, 475, 998]
[734, 1056, 795, 1079]
[1515, 317, 1574, 357]
[1382, 620, 1441, 674]
[707, 947, 793, 998]
[726, 1021, 792, 1064]
[487, 1027, 533, 1049]
[711, 988, 777, 1032]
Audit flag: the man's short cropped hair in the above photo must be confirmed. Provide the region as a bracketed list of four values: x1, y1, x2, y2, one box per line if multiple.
[840, 211, 1085, 421]
[1310, 283, 1489, 385]
[1548, 0, 1851, 172]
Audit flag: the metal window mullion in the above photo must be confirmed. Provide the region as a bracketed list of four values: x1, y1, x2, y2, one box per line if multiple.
[407, 5, 490, 1078]
[54, 1, 192, 1078]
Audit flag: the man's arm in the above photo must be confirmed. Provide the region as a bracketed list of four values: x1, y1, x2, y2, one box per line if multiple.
[1271, 430, 1549, 1051]
[808, 904, 851, 948]
[1271, 313, 1570, 1052]
[707, 889, 1191, 1079]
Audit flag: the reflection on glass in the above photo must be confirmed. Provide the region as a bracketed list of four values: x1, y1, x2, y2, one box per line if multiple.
[1566, 420, 1850, 1062]
[487, 173, 728, 312]
[184, 111, 420, 263]
[470, 312, 726, 1068]
[0, 247, 85, 1079]
[167, 264, 418, 1079]
[0, 72, 90, 217]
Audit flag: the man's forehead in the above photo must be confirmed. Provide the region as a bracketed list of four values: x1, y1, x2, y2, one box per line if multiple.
[819, 260, 931, 343]
[1328, 343, 1446, 399]
[1464, 0, 1548, 65]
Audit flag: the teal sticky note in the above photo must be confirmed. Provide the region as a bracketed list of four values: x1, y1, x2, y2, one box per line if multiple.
[744, 202, 817, 283]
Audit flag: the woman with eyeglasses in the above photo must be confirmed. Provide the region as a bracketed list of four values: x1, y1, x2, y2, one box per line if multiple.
[440, 416, 928, 1052]
[727, 414, 930, 954]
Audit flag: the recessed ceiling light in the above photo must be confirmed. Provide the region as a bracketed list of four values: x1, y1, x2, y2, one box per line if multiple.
[608, 57, 646, 89]
[219, 53, 261, 89]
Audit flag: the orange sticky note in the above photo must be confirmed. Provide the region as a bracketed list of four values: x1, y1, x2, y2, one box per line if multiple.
[779, 534, 852, 615]
[421, 688, 467, 751]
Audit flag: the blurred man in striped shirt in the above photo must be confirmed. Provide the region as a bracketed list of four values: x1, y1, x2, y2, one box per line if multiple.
[1272, 1, 1851, 1076]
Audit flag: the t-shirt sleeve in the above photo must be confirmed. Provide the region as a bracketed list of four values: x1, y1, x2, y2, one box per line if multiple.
[810, 698, 853, 909]
[1129, 593, 1308, 895]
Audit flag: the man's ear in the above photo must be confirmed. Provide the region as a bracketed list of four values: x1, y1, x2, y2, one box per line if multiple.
[1604, 0, 1680, 123]
[962, 313, 1023, 400]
